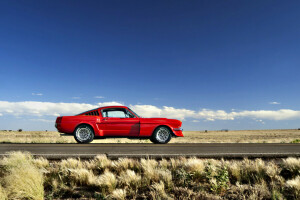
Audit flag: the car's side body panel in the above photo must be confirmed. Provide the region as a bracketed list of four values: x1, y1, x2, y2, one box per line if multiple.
[55, 106, 183, 138]
[99, 117, 140, 136]
[56, 116, 99, 135]
[138, 118, 182, 137]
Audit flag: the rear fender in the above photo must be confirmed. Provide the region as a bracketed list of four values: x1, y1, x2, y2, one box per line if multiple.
[74, 122, 98, 136]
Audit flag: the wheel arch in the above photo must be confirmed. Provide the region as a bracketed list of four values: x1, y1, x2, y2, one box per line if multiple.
[152, 125, 175, 137]
[74, 123, 95, 135]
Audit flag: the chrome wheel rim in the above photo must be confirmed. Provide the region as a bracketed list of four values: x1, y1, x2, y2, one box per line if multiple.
[76, 127, 91, 142]
[156, 127, 170, 143]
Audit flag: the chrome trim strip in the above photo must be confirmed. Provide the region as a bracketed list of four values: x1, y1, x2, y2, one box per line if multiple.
[173, 128, 183, 131]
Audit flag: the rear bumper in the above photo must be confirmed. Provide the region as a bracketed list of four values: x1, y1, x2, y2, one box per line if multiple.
[55, 123, 63, 133]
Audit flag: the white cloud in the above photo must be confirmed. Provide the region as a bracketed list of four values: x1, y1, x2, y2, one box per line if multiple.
[0, 113, 2, 116]
[130, 105, 300, 121]
[255, 119, 265, 124]
[192, 120, 200, 122]
[30, 118, 53, 123]
[32, 93, 43, 96]
[197, 109, 234, 121]
[130, 105, 162, 118]
[0, 101, 300, 122]
[0, 101, 122, 117]
[98, 102, 123, 107]
[233, 109, 300, 120]
[95, 96, 105, 99]
[162, 106, 196, 120]
[269, 102, 280, 105]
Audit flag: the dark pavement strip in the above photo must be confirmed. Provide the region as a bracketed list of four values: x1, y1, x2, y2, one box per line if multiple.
[0, 143, 299, 159]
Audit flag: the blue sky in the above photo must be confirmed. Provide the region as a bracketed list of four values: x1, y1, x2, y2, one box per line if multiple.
[0, 0, 300, 131]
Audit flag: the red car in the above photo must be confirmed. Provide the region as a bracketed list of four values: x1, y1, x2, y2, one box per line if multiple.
[55, 106, 183, 144]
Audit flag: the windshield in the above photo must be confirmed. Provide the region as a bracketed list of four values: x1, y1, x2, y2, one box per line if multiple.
[128, 108, 140, 118]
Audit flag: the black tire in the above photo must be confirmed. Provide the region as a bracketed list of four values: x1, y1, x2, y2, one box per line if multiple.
[149, 137, 156, 143]
[151, 126, 172, 144]
[74, 124, 94, 144]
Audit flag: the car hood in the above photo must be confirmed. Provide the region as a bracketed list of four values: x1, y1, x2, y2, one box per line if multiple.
[140, 118, 182, 127]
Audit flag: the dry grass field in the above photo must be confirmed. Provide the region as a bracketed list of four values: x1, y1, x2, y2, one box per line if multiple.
[0, 129, 300, 143]
[0, 152, 300, 199]
[172, 129, 300, 143]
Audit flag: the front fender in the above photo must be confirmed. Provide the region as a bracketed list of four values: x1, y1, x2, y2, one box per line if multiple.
[154, 124, 184, 137]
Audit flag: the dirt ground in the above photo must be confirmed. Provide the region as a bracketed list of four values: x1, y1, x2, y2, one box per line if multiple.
[0, 129, 299, 143]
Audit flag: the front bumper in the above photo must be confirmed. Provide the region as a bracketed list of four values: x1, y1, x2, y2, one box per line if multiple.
[173, 128, 183, 131]
[173, 128, 184, 137]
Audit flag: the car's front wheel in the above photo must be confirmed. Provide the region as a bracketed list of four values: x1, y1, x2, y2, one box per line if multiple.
[151, 126, 172, 144]
[74, 124, 94, 144]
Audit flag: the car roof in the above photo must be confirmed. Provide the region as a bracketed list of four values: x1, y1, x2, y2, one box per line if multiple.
[77, 106, 128, 115]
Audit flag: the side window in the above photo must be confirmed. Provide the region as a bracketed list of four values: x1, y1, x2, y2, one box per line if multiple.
[125, 109, 135, 118]
[106, 110, 126, 118]
[101, 108, 136, 118]
[85, 110, 99, 116]
[102, 111, 107, 117]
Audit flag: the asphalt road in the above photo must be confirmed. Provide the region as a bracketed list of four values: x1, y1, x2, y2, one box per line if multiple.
[0, 143, 299, 159]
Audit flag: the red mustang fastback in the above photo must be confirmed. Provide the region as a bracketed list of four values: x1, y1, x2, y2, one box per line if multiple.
[55, 106, 183, 144]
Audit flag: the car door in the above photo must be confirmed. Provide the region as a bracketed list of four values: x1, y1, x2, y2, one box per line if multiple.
[101, 108, 140, 136]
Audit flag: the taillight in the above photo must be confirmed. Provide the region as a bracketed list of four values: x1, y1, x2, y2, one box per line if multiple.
[56, 117, 62, 123]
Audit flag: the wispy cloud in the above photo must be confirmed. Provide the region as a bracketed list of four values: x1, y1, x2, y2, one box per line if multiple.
[95, 96, 105, 99]
[269, 101, 280, 105]
[0, 101, 300, 121]
[192, 120, 200, 122]
[72, 97, 81, 99]
[30, 118, 53, 123]
[130, 105, 300, 121]
[255, 119, 265, 124]
[0, 101, 122, 117]
[32, 93, 43, 96]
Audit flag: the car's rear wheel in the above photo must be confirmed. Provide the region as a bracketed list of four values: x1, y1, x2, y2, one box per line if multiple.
[74, 124, 94, 144]
[151, 126, 172, 144]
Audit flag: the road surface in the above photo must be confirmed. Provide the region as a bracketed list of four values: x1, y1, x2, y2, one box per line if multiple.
[0, 143, 299, 159]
